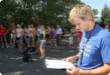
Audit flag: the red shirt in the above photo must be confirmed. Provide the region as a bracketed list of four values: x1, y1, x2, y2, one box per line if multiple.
[0, 27, 7, 37]
[9, 27, 16, 34]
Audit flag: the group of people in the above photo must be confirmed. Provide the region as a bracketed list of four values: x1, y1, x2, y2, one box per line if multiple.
[0, 24, 65, 58]
[66, 27, 82, 48]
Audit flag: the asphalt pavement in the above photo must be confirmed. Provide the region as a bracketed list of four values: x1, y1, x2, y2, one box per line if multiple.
[0, 41, 79, 75]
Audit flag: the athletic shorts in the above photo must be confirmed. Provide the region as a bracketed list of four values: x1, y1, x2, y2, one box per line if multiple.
[28, 36, 34, 42]
[0, 36, 7, 41]
[11, 34, 16, 39]
[34, 35, 38, 41]
[40, 40, 46, 48]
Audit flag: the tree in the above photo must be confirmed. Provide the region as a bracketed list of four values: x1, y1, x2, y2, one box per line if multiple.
[0, 0, 21, 27]
[104, 14, 110, 25]
[93, 9, 98, 17]
[101, 5, 110, 27]
[0, 0, 82, 28]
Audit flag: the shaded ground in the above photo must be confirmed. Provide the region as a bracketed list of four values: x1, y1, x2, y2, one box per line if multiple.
[0, 41, 79, 75]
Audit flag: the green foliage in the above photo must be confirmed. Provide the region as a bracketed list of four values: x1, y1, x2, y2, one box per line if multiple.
[104, 15, 110, 25]
[101, 5, 110, 27]
[0, 0, 81, 28]
[93, 9, 98, 16]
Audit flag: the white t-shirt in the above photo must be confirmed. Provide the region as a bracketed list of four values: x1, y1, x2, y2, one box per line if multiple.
[68, 37, 73, 44]
[37, 29, 43, 35]
[23, 28, 28, 36]
[56, 28, 63, 35]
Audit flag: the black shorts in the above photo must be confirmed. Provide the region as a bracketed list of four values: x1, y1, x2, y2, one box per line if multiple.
[46, 34, 50, 38]
[16, 37, 20, 40]
[34, 35, 38, 41]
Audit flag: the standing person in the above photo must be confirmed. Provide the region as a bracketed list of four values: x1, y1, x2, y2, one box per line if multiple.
[16, 24, 23, 52]
[34, 26, 40, 50]
[68, 32, 74, 48]
[50, 27, 57, 46]
[46, 26, 51, 44]
[39, 25, 46, 59]
[23, 26, 29, 47]
[56, 25, 63, 46]
[0, 24, 9, 48]
[8, 24, 16, 48]
[28, 24, 36, 48]
[36, 25, 41, 50]
[64, 4, 110, 75]
[70, 27, 78, 48]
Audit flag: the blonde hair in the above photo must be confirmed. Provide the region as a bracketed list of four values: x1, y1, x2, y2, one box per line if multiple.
[69, 4, 94, 22]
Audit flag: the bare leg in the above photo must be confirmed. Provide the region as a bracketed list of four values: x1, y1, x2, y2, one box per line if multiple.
[39, 47, 45, 58]
[1, 38, 4, 48]
[4, 38, 9, 48]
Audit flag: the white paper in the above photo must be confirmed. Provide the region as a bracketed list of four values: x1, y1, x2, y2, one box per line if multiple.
[45, 59, 74, 69]
[0, 0, 2, 2]
[0, 73, 2, 75]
